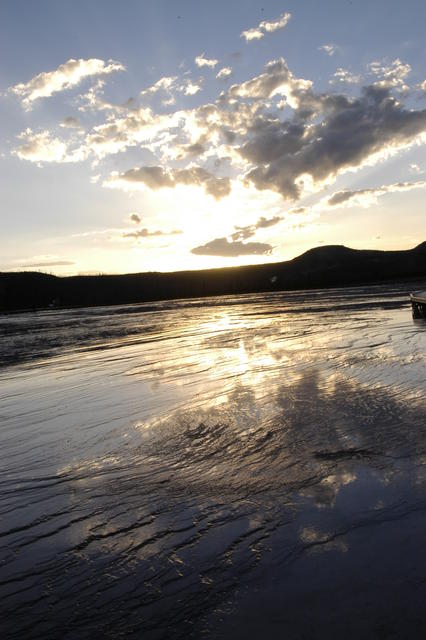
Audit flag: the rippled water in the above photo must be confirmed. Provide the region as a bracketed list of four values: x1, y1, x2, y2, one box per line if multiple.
[1, 284, 426, 639]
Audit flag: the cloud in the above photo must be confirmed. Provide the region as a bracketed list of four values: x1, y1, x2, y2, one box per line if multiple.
[256, 215, 282, 228]
[176, 141, 206, 159]
[130, 213, 141, 223]
[107, 165, 231, 199]
[12, 52, 426, 208]
[225, 58, 312, 107]
[195, 54, 218, 69]
[318, 44, 340, 56]
[20, 260, 75, 268]
[244, 85, 426, 199]
[78, 80, 138, 114]
[60, 116, 82, 128]
[14, 128, 86, 163]
[140, 75, 202, 101]
[10, 58, 124, 108]
[141, 76, 178, 96]
[330, 68, 361, 85]
[241, 12, 291, 42]
[182, 80, 203, 95]
[368, 58, 411, 91]
[83, 107, 182, 159]
[241, 28, 263, 42]
[410, 163, 421, 173]
[122, 228, 182, 238]
[191, 237, 273, 256]
[231, 215, 282, 240]
[326, 179, 426, 207]
[216, 67, 232, 81]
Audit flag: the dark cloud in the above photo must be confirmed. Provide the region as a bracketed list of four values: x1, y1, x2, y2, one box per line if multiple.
[231, 225, 254, 241]
[231, 214, 282, 241]
[130, 213, 141, 223]
[115, 165, 231, 199]
[60, 116, 81, 128]
[122, 228, 182, 239]
[178, 142, 205, 158]
[21, 260, 75, 268]
[327, 180, 426, 206]
[328, 191, 357, 206]
[119, 166, 174, 189]
[244, 85, 426, 199]
[256, 215, 282, 228]
[191, 237, 272, 257]
[174, 167, 231, 198]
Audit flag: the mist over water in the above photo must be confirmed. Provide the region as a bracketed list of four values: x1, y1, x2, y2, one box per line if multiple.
[1, 284, 425, 639]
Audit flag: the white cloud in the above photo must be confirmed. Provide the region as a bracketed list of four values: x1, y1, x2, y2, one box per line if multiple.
[140, 75, 202, 101]
[10, 58, 125, 108]
[195, 54, 218, 69]
[410, 163, 421, 173]
[241, 12, 291, 42]
[241, 28, 264, 42]
[330, 68, 361, 85]
[368, 58, 411, 91]
[319, 44, 339, 56]
[181, 80, 202, 96]
[78, 79, 137, 114]
[216, 67, 232, 81]
[83, 107, 182, 159]
[14, 128, 86, 163]
[225, 58, 312, 108]
[141, 76, 177, 95]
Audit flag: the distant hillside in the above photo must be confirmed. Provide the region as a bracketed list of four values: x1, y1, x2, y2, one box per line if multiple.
[1, 242, 425, 312]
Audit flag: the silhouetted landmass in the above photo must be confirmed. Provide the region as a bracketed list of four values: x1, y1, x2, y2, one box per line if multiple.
[1, 242, 425, 312]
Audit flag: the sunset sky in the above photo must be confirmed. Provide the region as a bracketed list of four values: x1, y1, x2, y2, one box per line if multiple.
[1, 0, 426, 275]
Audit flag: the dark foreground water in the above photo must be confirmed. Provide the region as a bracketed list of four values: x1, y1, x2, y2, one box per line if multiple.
[1, 284, 425, 639]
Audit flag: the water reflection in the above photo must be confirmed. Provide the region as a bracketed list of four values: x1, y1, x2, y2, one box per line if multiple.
[0, 285, 425, 638]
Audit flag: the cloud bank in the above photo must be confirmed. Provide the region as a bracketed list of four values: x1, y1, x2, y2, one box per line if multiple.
[11, 50, 426, 218]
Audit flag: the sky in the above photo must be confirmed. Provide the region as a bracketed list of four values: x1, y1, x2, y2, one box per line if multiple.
[1, 0, 426, 275]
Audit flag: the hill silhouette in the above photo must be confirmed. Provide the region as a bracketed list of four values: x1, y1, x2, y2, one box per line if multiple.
[1, 242, 425, 312]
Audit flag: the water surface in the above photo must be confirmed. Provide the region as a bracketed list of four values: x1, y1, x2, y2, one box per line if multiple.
[1, 284, 425, 638]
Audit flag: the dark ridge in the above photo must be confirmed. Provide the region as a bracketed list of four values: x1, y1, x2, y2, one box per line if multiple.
[1, 242, 425, 312]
